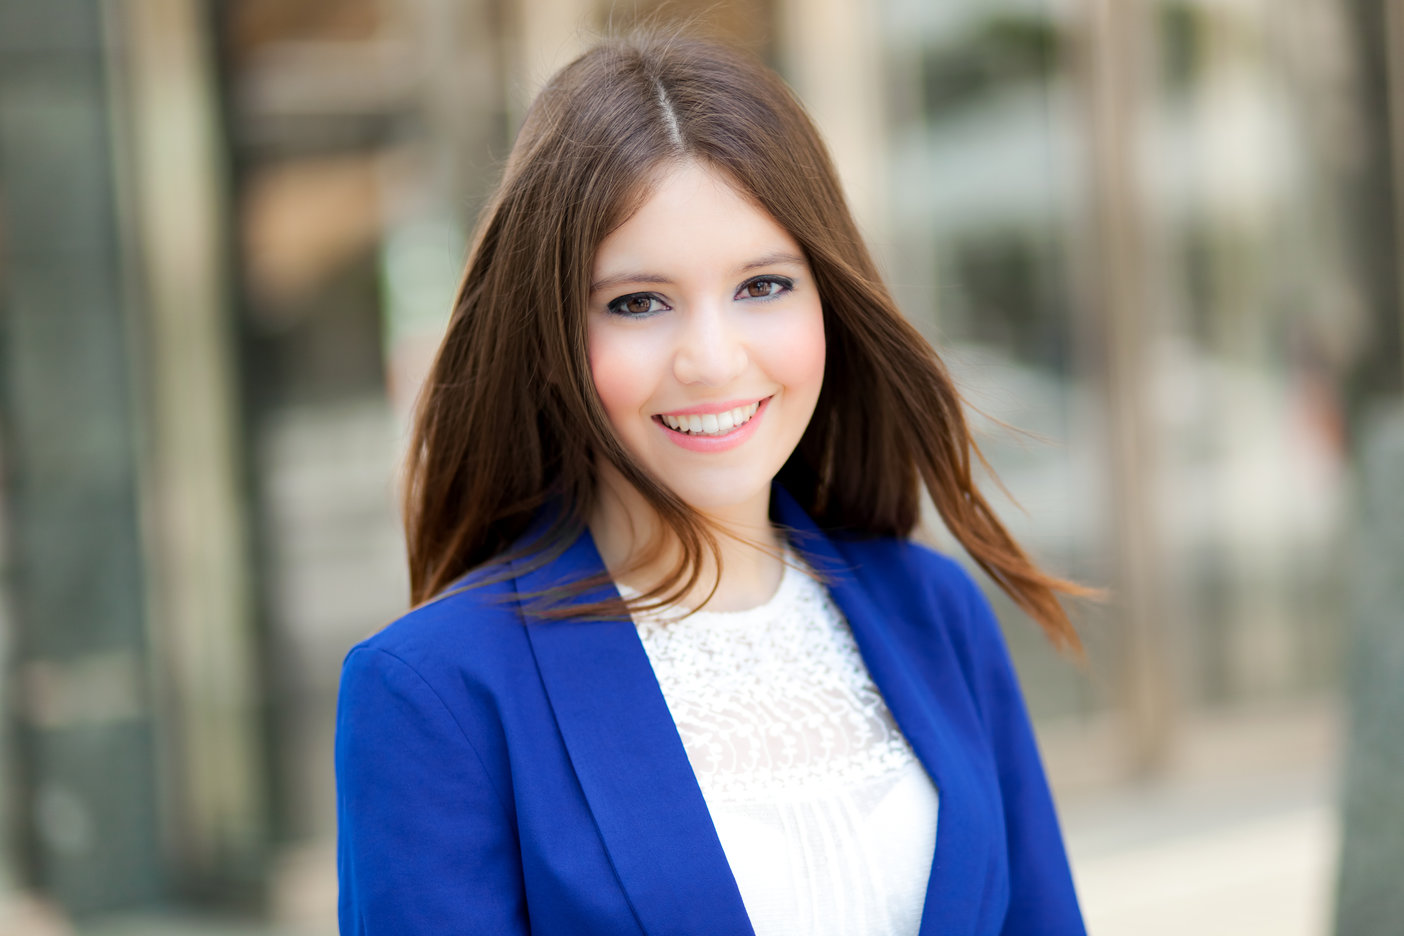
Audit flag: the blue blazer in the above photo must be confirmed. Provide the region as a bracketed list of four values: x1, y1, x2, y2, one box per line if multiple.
[335, 489, 1085, 935]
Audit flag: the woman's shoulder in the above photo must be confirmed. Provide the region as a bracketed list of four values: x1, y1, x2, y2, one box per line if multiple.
[831, 533, 987, 611]
[830, 533, 1008, 675]
[344, 563, 531, 689]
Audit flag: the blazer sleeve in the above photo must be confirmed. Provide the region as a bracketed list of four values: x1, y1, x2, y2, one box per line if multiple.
[947, 566, 1085, 936]
[335, 646, 528, 935]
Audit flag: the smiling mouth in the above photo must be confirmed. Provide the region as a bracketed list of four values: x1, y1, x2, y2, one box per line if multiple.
[657, 400, 763, 436]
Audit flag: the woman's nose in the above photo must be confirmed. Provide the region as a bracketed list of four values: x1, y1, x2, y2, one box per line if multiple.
[672, 303, 748, 386]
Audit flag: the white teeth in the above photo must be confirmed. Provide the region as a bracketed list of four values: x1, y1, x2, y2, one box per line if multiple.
[660, 401, 763, 436]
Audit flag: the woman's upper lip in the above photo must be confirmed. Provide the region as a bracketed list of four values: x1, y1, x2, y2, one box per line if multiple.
[656, 396, 770, 417]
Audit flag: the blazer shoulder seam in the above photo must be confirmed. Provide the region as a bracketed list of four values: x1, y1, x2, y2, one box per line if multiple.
[351, 645, 515, 822]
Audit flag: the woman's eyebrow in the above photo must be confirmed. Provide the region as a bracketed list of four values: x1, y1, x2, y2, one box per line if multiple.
[736, 252, 807, 273]
[590, 271, 673, 294]
[591, 252, 807, 294]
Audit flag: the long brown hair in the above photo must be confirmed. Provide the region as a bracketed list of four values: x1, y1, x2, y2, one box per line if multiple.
[404, 32, 1091, 649]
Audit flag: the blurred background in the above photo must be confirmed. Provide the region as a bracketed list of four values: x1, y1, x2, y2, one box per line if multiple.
[1, 0, 1402, 933]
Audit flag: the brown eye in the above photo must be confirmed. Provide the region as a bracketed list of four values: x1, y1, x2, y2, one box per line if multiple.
[606, 292, 666, 317]
[738, 276, 791, 301]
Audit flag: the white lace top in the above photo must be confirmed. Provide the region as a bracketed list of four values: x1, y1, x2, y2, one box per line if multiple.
[624, 556, 940, 936]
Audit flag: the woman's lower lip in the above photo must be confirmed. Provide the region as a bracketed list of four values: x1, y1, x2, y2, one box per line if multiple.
[655, 397, 770, 452]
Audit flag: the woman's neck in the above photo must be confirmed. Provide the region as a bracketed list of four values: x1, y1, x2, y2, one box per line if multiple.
[588, 466, 785, 612]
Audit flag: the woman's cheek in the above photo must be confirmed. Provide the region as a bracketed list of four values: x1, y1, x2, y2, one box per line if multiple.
[588, 322, 657, 420]
[770, 305, 826, 392]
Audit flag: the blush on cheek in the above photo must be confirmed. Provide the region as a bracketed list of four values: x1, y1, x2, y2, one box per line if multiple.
[587, 326, 647, 425]
[791, 326, 826, 381]
[774, 313, 826, 392]
[590, 361, 628, 419]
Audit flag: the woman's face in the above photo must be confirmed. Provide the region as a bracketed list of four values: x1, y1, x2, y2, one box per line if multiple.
[587, 160, 826, 521]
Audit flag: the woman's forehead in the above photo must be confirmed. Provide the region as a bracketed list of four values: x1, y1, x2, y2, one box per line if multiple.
[590, 162, 802, 287]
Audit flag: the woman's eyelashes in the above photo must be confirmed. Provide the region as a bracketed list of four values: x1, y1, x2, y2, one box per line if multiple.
[736, 274, 794, 301]
[606, 293, 670, 317]
[603, 275, 796, 318]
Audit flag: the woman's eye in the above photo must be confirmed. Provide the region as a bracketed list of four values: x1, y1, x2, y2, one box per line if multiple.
[738, 276, 792, 300]
[607, 293, 667, 317]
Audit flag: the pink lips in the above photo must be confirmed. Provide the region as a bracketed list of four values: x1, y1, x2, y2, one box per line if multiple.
[654, 396, 771, 453]
[657, 398, 765, 418]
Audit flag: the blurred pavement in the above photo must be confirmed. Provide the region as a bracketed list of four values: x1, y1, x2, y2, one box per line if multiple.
[1069, 765, 1336, 935]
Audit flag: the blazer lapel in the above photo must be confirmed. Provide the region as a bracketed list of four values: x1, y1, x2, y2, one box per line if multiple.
[512, 531, 756, 936]
[772, 489, 1003, 935]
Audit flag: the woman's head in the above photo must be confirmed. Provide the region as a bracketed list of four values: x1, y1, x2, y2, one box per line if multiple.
[586, 159, 826, 528]
[405, 32, 1088, 647]
[407, 35, 873, 582]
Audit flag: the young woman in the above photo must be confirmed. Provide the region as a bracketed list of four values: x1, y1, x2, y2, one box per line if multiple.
[336, 32, 1090, 936]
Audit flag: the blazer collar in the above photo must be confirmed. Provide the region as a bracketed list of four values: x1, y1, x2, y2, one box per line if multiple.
[514, 488, 1001, 935]
[511, 530, 756, 936]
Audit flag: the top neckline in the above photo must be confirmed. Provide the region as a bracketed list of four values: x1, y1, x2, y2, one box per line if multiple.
[617, 550, 807, 627]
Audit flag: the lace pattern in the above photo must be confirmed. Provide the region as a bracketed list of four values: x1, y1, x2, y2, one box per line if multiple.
[625, 554, 941, 936]
[629, 559, 919, 802]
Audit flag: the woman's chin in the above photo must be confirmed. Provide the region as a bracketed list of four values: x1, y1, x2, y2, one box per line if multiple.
[666, 483, 774, 525]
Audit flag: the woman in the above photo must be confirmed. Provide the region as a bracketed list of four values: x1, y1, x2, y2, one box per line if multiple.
[336, 32, 1090, 936]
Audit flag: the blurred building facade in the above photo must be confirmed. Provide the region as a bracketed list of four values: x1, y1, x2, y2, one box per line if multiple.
[0, 0, 1399, 931]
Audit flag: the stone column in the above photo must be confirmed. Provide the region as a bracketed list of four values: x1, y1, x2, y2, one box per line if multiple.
[120, 0, 268, 892]
[1334, 404, 1404, 934]
[0, 0, 165, 914]
[1070, 0, 1176, 773]
[774, 0, 890, 253]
